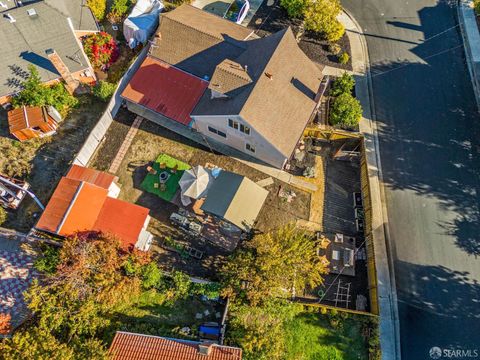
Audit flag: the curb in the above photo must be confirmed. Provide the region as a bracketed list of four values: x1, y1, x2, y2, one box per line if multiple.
[457, 0, 480, 109]
[340, 9, 402, 360]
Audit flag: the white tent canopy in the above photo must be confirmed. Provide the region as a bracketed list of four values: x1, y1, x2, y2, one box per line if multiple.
[179, 166, 212, 200]
[123, 0, 164, 48]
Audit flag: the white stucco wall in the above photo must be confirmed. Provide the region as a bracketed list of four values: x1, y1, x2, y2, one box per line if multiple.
[192, 115, 287, 168]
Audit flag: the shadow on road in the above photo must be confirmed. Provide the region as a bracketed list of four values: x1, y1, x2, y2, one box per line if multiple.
[395, 261, 480, 353]
[366, 0, 480, 257]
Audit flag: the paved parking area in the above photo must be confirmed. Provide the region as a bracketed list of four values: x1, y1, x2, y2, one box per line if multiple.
[0, 236, 36, 331]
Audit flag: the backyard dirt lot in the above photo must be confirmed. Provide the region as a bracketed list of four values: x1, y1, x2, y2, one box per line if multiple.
[0, 96, 108, 231]
[90, 118, 312, 278]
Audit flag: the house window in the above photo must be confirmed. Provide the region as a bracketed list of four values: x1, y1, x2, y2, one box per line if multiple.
[208, 126, 226, 138]
[228, 119, 239, 130]
[229, 119, 250, 135]
[240, 124, 250, 135]
[246, 143, 255, 153]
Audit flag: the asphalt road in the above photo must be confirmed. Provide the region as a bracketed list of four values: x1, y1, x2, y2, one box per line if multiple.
[341, 0, 480, 358]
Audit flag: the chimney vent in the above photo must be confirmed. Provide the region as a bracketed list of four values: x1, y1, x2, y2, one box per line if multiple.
[264, 72, 273, 80]
[198, 343, 214, 356]
[27, 8, 37, 17]
[45, 48, 80, 94]
[4, 13, 16, 23]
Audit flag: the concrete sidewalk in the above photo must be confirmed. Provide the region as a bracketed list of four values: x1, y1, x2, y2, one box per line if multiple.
[339, 10, 402, 360]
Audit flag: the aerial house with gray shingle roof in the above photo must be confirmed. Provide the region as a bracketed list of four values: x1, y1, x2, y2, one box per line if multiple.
[0, 0, 98, 105]
[122, 4, 324, 169]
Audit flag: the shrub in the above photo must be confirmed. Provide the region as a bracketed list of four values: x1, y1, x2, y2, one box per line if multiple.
[329, 92, 363, 129]
[171, 271, 191, 299]
[92, 81, 117, 101]
[330, 72, 355, 97]
[303, 0, 345, 43]
[12, 65, 78, 112]
[0, 207, 6, 226]
[328, 43, 341, 55]
[325, 20, 345, 43]
[338, 52, 350, 65]
[191, 282, 221, 299]
[108, 0, 131, 23]
[82, 32, 119, 68]
[280, 0, 308, 18]
[141, 262, 163, 289]
[88, 0, 107, 21]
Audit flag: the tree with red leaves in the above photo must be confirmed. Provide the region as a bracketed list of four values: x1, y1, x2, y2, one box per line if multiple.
[0, 313, 12, 335]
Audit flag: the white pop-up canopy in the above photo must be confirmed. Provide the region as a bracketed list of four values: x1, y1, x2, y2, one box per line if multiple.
[179, 166, 212, 200]
[123, 0, 164, 48]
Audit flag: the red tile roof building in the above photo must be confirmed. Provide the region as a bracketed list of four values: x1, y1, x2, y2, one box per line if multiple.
[35, 166, 152, 250]
[109, 331, 242, 360]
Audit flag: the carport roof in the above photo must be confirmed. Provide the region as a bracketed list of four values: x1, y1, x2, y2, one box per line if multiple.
[121, 56, 209, 125]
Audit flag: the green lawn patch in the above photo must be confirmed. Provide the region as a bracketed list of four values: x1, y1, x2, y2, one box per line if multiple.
[141, 153, 191, 202]
[284, 311, 368, 360]
[107, 289, 220, 342]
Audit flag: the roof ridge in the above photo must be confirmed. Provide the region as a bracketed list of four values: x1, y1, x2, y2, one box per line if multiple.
[56, 179, 84, 233]
[162, 12, 225, 43]
[238, 28, 290, 112]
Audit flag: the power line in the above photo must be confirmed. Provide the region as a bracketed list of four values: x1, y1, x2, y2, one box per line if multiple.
[369, 44, 464, 78]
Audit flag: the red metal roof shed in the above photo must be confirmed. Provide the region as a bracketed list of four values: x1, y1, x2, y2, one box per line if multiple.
[121, 56, 208, 126]
[66, 164, 116, 189]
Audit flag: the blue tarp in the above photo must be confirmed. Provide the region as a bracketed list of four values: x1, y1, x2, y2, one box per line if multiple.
[199, 325, 220, 336]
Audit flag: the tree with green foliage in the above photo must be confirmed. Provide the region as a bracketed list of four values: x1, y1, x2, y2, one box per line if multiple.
[87, 0, 106, 21]
[11, 65, 46, 107]
[329, 92, 363, 129]
[12, 65, 78, 112]
[141, 262, 163, 289]
[34, 244, 60, 275]
[303, 0, 345, 43]
[0, 232, 143, 359]
[0, 207, 7, 226]
[330, 72, 355, 97]
[221, 225, 328, 306]
[108, 0, 131, 22]
[92, 81, 117, 102]
[227, 299, 303, 360]
[170, 270, 191, 300]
